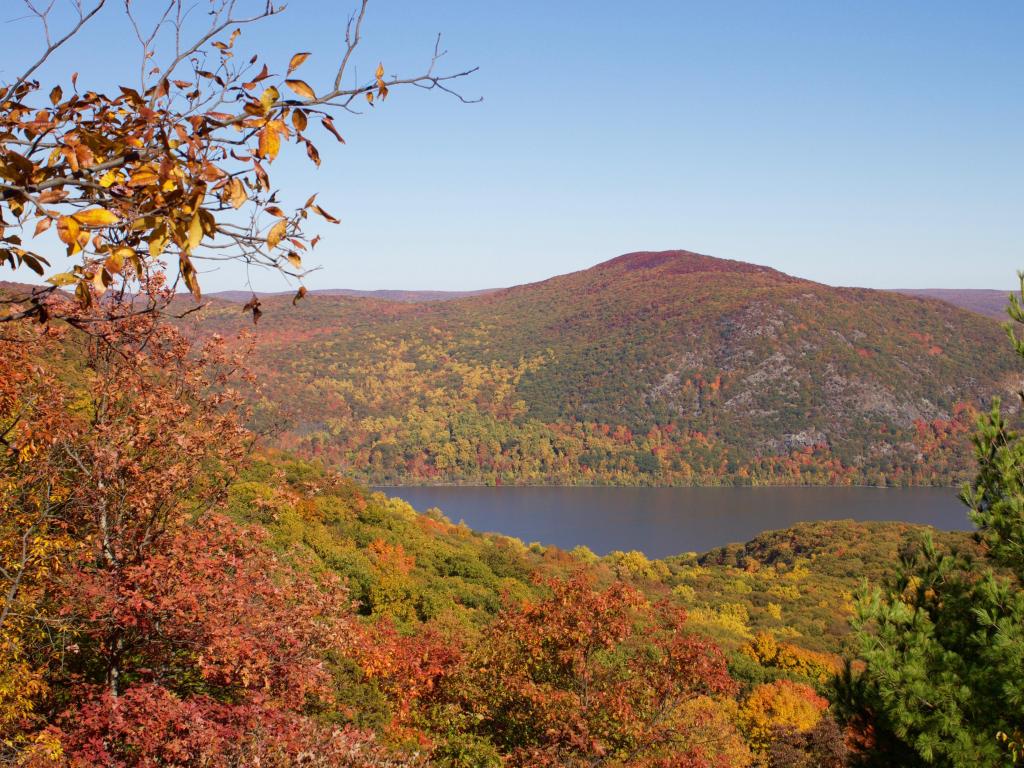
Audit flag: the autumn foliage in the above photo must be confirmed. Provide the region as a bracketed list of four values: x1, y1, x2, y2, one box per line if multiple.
[0, 1, 474, 324]
[441, 574, 748, 767]
[0, 292, 401, 765]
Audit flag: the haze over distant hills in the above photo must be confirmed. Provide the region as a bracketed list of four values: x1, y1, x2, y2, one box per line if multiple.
[888, 288, 1019, 321]
[185, 249, 1021, 487]
[207, 287, 497, 303]
[205, 281, 1020, 321]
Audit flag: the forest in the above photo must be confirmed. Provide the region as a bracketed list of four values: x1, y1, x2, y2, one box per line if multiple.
[186, 251, 1016, 487]
[4, 295, 1024, 765]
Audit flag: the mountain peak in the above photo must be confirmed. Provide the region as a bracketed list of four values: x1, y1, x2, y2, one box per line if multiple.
[598, 250, 790, 278]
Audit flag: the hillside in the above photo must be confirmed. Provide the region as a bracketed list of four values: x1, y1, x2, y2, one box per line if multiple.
[230, 453, 977, 659]
[185, 250, 1019, 486]
[219, 454, 980, 762]
[891, 288, 1020, 320]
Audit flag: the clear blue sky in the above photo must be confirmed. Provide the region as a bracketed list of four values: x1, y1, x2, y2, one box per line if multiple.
[4, 1, 1022, 291]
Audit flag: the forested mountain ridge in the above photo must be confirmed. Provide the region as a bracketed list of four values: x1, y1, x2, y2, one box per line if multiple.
[187, 249, 1019, 486]
[207, 287, 497, 303]
[890, 288, 1021, 320]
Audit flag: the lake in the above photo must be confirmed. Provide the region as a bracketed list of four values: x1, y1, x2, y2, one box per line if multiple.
[376, 486, 972, 558]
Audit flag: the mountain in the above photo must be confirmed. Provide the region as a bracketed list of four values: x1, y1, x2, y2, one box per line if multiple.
[890, 288, 1020, 320]
[181, 250, 1024, 485]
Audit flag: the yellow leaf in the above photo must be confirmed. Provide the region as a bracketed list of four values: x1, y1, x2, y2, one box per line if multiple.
[286, 251, 302, 269]
[258, 125, 281, 161]
[285, 79, 316, 100]
[266, 219, 287, 250]
[259, 86, 280, 111]
[365, 91, 374, 105]
[92, 267, 111, 293]
[198, 208, 216, 237]
[73, 208, 119, 227]
[288, 51, 311, 73]
[375, 62, 385, 81]
[46, 272, 78, 287]
[187, 213, 203, 251]
[148, 223, 169, 258]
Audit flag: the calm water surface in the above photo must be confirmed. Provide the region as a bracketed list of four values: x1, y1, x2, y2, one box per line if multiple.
[376, 486, 971, 558]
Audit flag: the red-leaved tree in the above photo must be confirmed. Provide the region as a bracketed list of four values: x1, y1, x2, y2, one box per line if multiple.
[442, 574, 749, 767]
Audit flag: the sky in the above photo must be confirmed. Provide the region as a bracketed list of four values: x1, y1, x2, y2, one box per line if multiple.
[3, 0, 1022, 292]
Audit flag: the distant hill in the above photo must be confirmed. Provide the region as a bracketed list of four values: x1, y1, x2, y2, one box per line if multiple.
[890, 288, 1019, 320]
[184, 249, 1021, 487]
[207, 287, 497, 303]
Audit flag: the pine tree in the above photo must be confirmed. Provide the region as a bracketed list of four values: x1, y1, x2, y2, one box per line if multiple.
[842, 274, 1024, 767]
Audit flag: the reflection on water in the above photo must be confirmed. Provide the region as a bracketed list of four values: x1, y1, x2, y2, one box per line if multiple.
[376, 486, 970, 558]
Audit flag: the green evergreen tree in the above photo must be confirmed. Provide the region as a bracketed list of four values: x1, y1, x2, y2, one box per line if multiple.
[842, 275, 1024, 767]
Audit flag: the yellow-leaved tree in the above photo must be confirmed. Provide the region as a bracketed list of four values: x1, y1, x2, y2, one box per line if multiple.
[0, 0, 476, 325]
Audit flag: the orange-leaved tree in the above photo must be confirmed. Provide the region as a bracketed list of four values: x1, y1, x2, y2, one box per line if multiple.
[439, 573, 750, 767]
[0, 0, 476, 325]
[0, 321, 76, 745]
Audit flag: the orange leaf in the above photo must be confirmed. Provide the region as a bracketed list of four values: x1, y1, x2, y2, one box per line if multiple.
[253, 160, 270, 191]
[56, 216, 81, 245]
[258, 125, 281, 161]
[105, 247, 133, 274]
[225, 178, 247, 209]
[305, 140, 321, 167]
[285, 79, 316, 100]
[311, 204, 340, 224]
[73, 208, 119, 227]
[288, 51, 312, 73]
[321, 116, 345, 143]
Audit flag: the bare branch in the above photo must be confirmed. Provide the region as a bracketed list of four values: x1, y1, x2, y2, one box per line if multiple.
[5, 0, 107, 96]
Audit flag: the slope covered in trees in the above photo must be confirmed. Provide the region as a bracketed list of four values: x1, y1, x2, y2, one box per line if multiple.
[190, 250, 1018, 486]
[1, 278, 1015, 765]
